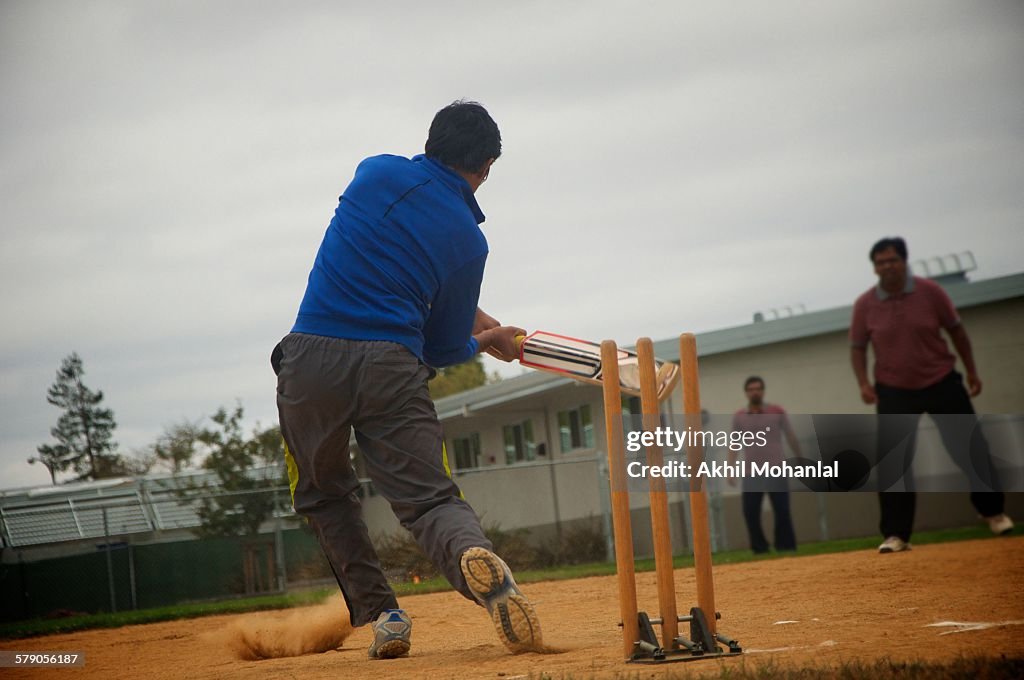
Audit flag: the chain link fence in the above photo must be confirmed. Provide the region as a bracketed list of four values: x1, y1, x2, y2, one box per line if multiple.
[0, 484, 332, 623]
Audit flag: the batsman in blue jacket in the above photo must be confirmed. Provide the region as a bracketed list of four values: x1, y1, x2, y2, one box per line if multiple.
[274, 101, 542, 659]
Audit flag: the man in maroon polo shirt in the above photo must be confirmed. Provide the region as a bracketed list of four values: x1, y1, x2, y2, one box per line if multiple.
[850, 237, 1013, 553]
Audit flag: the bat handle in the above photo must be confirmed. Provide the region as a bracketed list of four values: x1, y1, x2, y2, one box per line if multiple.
[514, 334, 526, 355]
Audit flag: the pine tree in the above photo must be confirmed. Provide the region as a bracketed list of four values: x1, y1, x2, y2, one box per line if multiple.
[35, 353, 120, 482]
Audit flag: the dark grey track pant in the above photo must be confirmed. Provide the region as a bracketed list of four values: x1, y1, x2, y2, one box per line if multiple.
[274, 333, 492, 626]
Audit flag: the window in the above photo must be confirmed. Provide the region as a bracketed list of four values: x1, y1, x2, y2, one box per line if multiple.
[451, 433, 481, 471]
[558, 404, 595, 452]
[503, 420, 535, 465]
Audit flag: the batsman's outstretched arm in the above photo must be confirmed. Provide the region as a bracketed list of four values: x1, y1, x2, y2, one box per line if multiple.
[474, 308, 508, 359]
[476, 325, 526, 362]
[421, 256, 486, 367]
[473, 307, 500, 334]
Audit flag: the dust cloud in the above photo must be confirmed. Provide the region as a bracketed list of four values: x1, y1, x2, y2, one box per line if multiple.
[214, 594, 355, 660]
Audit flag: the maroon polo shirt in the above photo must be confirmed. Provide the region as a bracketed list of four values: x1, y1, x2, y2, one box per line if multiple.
[849, 276, 960, 390]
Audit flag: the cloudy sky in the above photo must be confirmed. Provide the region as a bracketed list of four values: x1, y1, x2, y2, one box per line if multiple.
[2, 1, 1022, 489]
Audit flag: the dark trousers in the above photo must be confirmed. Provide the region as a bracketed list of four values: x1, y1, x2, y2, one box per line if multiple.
[875, 371, 1004, 542]
[741, 487, 797, 553]
[275, 333, 492, 626]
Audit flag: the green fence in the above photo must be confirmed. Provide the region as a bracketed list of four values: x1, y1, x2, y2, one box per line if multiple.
[0, 528, 328, 622]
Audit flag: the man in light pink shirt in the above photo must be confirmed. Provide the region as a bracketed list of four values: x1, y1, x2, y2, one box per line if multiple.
[849, 237, 1013, 554]
[730, 376, 801, 553]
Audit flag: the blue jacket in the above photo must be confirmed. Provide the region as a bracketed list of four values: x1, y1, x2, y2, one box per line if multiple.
[292, 154, 487, 367]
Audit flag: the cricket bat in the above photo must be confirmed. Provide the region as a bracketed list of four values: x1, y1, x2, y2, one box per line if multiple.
[514, 331, 680, 401]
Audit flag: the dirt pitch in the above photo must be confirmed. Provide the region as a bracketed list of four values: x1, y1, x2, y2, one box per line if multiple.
[3, 536, 1023, 679]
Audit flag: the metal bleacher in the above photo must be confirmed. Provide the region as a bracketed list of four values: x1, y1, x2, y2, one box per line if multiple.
[0, 468, 283, 549]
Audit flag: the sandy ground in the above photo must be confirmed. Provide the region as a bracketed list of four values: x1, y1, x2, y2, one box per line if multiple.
[3, 537, 1023, 679]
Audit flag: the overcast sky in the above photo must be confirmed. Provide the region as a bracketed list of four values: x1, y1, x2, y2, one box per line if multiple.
[2, 1, 1022, 490]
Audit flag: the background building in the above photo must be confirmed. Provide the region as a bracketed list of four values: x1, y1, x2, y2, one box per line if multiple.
[399, 267, 1024, 555]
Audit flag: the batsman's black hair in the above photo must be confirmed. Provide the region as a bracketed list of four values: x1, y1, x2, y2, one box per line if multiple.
[425, 100, 501, 174]
[744, 376, 764, 390]
[869, 237, 908, 262]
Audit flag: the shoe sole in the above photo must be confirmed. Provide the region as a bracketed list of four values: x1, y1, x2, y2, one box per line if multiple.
[372, 638, 410, 659]
[461, 547, 542, 653]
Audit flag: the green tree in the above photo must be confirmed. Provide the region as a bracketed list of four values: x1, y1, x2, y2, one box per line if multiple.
[186, 404, 287, 538]
[33, 352, 120, 482]
[151, 419, 202, 473]
[428, 354, 500, 399]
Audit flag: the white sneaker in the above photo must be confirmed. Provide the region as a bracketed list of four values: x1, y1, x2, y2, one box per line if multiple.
[460, 546, 542, 653]
[878, 536, 911, 553]
[985, 514, 1014, 536]
[368, 609, 411, 659]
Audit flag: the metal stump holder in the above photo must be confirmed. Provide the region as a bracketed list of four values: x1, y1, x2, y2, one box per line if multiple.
[627, 609, 742, 664]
